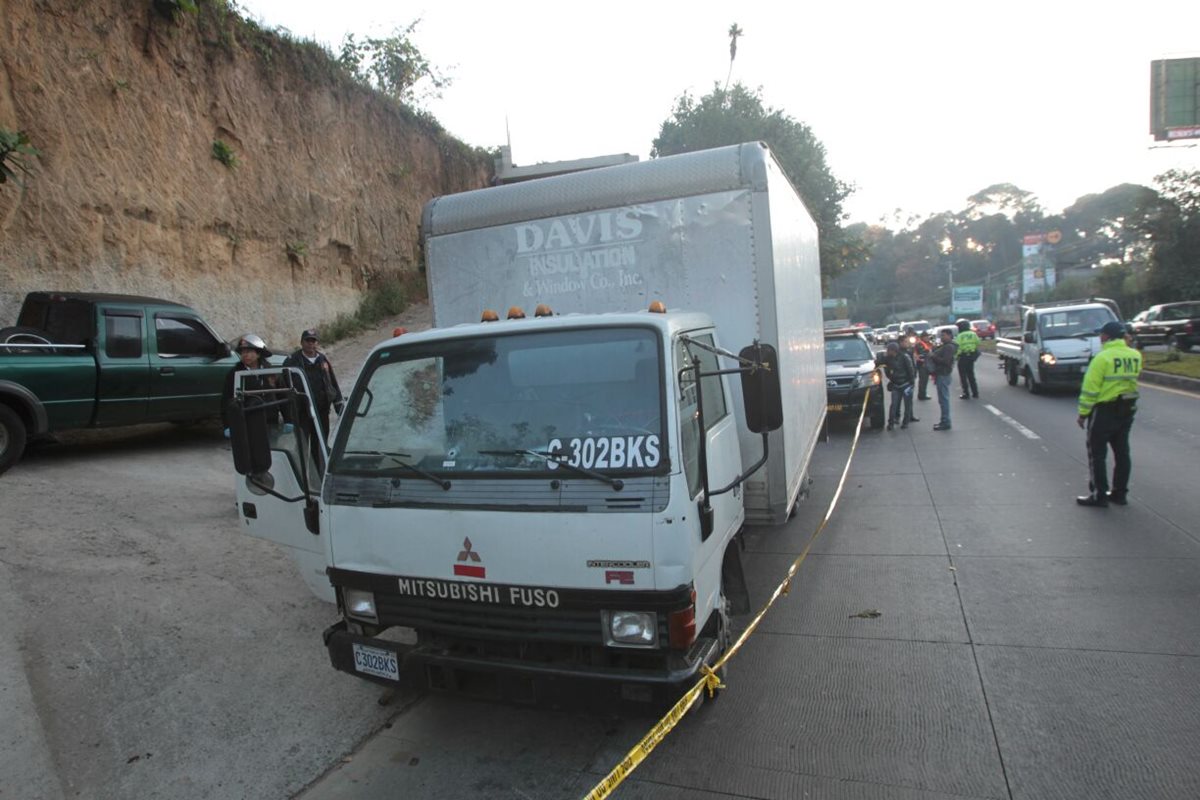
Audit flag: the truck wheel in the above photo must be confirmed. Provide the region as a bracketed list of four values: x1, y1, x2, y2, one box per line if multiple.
[0, 405, 28, 476]
[1005, 360, 1019, 386]
[701, 589, 731, 704]
[1023, 367, 1041, 395]
[869, 404, 885, 430]
[1166, 334, 1178, 352]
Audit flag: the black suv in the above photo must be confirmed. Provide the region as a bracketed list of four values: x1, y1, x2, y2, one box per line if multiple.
[824, 329, 884, 429]
[1130, 301, 1200, 351]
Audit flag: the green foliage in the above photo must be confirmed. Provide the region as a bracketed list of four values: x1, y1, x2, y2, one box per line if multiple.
[286, 241, 308, 262]
[0, 129, 39, 185]
[322, 275, 418, 343]
[336, 21, 450, 106]
[1143, 350, 1200, 377]
[153, 0, 198, 21]
[211, 139, 238, 169]
[652, 83, 857, 284]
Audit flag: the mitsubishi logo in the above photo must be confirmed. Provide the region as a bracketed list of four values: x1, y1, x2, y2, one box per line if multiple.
[454, 537, 486, 579]
[827, 379, 838, 387]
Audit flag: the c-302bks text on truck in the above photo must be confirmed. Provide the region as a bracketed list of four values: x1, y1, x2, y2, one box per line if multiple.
[227, 142, 827, 708]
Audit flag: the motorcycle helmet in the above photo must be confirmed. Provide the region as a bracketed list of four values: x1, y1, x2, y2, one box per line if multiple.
[955, 318, 970, 332]
[235, 333, 271, 357]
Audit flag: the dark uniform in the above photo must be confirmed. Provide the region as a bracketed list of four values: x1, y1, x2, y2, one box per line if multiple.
[1076, 324, 1141, 507]
[283, 329, 343, 441]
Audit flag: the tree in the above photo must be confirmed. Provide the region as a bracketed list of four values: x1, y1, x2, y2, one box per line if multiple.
[337, 20, 450, 107]
[652, 83, 857, 283]
[1149, 169, 1200, 301]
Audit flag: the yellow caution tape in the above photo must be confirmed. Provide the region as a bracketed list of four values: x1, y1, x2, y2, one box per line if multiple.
[582, 390, 872, 800]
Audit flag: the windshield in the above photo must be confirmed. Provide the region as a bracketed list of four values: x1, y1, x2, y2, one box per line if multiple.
[1038, 307, 1117, 339]
[905, 321, 931, 333]
[824, 337, 873, 363]
[330, 327, 665, 476]
[886, 324, 900, 333]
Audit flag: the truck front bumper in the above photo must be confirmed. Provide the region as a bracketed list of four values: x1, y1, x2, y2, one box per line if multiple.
[1038, 361, 1089, 386]
[323, 620, 718, 709]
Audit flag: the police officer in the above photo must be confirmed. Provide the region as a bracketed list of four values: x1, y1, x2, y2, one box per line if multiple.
[913, 330, 933, 400]
[283, 328, 343, 440]
[954, 319, 980, 399]
[1076, 321, 1142, 507]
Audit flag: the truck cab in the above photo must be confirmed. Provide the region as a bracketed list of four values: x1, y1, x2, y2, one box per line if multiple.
[995, 299, 1121, 393]
[230, 308, 782, 707]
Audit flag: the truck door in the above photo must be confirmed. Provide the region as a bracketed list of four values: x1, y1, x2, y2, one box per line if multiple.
[676, 334, 742, 544]
[149, 312, 235, 422]
[231, 368, 334, 602]
[94, 308, 151, 426]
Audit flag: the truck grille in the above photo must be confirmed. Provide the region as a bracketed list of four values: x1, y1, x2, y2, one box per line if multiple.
[375, 593, 667, 647]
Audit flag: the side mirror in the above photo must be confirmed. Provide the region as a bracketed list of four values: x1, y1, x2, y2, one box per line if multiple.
[739, 343, 783, 434]
[1023, 332, 1036, 344]
[229, 398, 272, 475]
[215, 341, 232, 359]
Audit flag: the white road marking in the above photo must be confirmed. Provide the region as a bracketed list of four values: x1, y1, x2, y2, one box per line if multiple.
[1140, 382, 1200, 399]
[984, 404, 1041, 440]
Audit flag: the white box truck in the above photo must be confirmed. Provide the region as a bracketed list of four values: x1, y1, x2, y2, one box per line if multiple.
[228, 142, 826, 707]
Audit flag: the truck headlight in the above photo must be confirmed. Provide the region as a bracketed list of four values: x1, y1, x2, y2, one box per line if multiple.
[1039, 352, 1057, 366]
[601, 610, 658, 648]
[344, 588, 378, 622]
[854, 371, 881, 388]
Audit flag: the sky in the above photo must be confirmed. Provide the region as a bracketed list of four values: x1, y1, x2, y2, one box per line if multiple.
[238, 1, 1200, 227]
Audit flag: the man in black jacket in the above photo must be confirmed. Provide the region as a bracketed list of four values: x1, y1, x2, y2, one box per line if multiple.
[929, 328, 958, 431]
[283, 328, 343, 440]
[882, 342, 917, 430]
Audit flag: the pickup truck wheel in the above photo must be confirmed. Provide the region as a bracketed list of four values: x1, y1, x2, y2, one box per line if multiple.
[1166, 334, 1178, 352]
[869, 404, 885, 430]
[1023, 367, 1041, 395]
[1005, 360, 1019, 386]
[0, 405, 28, 476]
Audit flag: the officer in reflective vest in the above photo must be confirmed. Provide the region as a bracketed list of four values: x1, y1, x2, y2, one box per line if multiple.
[954, 319, 980, 399]
[1076, 321, 1142, 507]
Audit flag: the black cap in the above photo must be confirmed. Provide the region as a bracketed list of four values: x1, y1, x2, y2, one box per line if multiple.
[1098, 321, 1125, 339]
[301, 328, 319, 341]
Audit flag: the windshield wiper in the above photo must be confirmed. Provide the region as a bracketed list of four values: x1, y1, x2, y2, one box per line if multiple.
[341, 450, 450, 490]
[478, 448, 624, 491]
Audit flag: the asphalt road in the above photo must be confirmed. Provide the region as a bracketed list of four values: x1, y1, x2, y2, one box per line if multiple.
[2, 346, 1197, 799]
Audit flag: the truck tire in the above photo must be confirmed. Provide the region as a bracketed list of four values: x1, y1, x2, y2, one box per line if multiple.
[0, 404, 28, 476]
[1023, 367, 1041, 395]
[1166, 334, 1178, 352]
[1005, 360, 1019, 386]
[869, 404, 885, 430]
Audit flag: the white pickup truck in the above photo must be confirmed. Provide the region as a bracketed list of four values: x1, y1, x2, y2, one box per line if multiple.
[995, 298, 1122, 393]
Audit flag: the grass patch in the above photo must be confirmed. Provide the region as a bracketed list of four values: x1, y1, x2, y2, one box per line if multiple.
[1142, 350, 1200, 379]
[323, 274, 424, 343]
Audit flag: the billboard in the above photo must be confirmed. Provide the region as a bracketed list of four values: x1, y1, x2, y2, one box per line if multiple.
[1151, 58, 1200, 141]
[822, 297, 850, 328]
[1022, 258, 1057, 295]
[952, 286, 983, 316]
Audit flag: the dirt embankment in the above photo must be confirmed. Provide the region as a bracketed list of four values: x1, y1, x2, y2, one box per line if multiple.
[0, 1, 489, 347]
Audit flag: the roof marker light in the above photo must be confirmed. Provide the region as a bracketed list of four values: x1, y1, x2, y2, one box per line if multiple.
[534, 303, 553, 318]
[507, 306, 526, 319]
[481, 309, 500, 322]
[648, 301, 667, 313]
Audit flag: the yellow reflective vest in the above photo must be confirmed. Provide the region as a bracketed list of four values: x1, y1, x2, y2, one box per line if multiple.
[1078, 339, 1141, 416]
[955, 329, 980, 356]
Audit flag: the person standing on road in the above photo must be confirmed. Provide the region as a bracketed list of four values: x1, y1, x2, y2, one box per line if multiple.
[882, 342, 916, 430]
[283, 328, 343, 441]
[913, 330, 933, 400]
[1076, 321, 1142, 508]
[223, 334, 279, 432]
[929, 328, 958, 431]
[955, 318, 980, 399]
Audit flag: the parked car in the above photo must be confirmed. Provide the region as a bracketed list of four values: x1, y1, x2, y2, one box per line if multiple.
[823, 328, 884, 429]
[0, 292, 242, 475]
[971, 319, 996, 339]
[1129, 301, 1200, 351]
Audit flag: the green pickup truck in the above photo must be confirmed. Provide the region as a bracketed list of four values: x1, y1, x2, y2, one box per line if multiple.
[0, 292, 242, 475]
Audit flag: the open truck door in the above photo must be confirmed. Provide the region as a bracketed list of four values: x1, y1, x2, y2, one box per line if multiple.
[229, 367, 334, 603]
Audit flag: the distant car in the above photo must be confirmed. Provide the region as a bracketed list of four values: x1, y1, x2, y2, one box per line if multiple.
[932, 324, 958, 341]
[823, 328, 885, 430]
[897, 320, 931, 347]
[882, 323, 901, 343]
[971, 319, 996, 339]
[1129, 301, 1200, 351]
